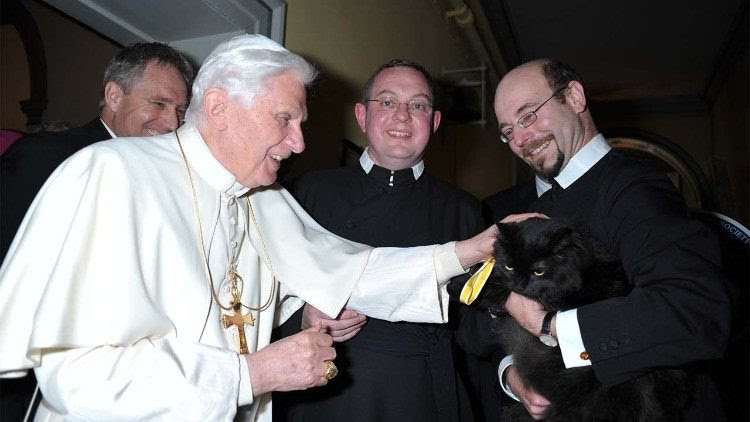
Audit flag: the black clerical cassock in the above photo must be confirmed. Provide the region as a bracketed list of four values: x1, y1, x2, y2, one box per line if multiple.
[275, 161, 482, 422]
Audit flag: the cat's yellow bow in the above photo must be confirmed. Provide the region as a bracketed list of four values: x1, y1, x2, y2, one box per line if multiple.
[459, 258, 495, 305]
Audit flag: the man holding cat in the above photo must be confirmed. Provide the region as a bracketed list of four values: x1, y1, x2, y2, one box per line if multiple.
[484, 59, 730, 420]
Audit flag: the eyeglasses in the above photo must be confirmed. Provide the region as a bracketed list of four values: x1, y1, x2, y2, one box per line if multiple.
[500, 86, 567, 144]
[366, 97, 433, 116]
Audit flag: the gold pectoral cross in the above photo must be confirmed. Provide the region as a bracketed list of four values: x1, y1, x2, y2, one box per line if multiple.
[221, 302, 255, 354]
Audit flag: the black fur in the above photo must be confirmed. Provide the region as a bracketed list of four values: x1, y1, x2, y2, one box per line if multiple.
[449, 218, 693, 421]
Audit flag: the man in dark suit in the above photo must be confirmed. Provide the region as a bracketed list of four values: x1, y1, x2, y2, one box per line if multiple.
[479, 59, 730, 420]
[0, 41, 193, 420]
[1, 42, 193, 261]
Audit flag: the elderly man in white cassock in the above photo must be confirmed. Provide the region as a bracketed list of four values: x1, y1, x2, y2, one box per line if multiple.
[0, 35, 501, 421]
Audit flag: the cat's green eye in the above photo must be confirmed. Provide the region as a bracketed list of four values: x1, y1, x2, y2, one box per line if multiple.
[534, 270, 545, 276]
[504, 265, 514, 271]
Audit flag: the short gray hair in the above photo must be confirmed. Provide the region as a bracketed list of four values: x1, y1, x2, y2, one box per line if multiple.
[99, 42, 194, 109]
[184, 34, 317, 124]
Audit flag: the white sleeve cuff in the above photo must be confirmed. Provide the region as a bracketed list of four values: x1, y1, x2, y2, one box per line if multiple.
[497, 355, 520, 402]
[238, 355, 254, 406]
[434, 242, 465, 284]
[557, 309, 591, 368]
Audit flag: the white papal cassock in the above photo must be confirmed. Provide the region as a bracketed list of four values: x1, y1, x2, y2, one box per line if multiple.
[0, 122, 465, 421]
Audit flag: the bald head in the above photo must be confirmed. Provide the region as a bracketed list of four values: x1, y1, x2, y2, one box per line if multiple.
[496, 60, 547, 97]
[493, 59, 598, 181]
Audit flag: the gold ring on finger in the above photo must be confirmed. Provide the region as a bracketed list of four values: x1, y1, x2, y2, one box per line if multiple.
[323, 360, 338, 380]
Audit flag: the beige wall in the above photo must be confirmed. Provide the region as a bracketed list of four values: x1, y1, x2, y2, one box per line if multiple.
[0, 0, 119, 131]
[284, 0, 511, 200]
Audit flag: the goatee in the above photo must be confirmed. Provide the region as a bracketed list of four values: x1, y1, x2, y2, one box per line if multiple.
[536, 149, 565, 182]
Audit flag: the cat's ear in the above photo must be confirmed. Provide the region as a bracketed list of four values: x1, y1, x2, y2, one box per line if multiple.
[549, 225, 574, 245]
[551, 227, 592, 268]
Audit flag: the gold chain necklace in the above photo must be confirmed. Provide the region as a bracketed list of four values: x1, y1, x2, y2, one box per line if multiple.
[175, 130, 276, 354]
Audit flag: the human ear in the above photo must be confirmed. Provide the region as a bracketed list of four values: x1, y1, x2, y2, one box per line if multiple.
[354, 103, 367, 133]
[103, 82, 124, 112]
[567, 81, 587, 113]
[431, 110, 442, 133]
[203, 88, 229, 130]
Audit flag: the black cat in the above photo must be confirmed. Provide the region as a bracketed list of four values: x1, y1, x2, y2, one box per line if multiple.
[450, 218, 693, 421]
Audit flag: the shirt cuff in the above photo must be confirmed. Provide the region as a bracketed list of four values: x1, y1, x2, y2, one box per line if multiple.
[238, 355, 254, 406]
[497, 355, 520, 402]
[434, 242, 465, 284]
[557, 308, 591, 368]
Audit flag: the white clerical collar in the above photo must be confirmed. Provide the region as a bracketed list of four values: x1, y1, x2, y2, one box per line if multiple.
[535, 134, 611, 197]
[359, 146, 425, 179]
[100, 119, 117, 138]
[175, 123, 249, 196]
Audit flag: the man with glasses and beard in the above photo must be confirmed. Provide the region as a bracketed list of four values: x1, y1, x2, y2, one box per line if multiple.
[464, 58, 730, 421]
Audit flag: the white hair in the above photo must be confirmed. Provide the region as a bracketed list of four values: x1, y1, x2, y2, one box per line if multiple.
[184, 34, 317, 124]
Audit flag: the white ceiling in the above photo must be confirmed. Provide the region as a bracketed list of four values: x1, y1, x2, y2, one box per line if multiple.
[38, 0, 286, 65]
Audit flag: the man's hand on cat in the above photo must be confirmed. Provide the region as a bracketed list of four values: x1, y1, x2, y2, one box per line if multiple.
[455, 224, 499, 269]
[498, 212, 548, 224]
[455, 213, 547, 269]
[504, 292, 557, 338]
[301, 303, 367, 342]
[506, 364, 551, 420]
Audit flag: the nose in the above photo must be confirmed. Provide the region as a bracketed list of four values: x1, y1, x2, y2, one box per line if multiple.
[512, 125, 534, 148]
[286, 125, 305, 154]
[391, 103, 412, 122]
[162, 108, 180, 132]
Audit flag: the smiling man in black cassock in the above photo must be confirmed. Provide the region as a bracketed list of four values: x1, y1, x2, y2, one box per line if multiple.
[274, 59, 483, 421]
[477, 59, 730, 421]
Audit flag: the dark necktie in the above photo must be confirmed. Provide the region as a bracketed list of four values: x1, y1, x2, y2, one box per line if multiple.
[531, 179, 562, 213]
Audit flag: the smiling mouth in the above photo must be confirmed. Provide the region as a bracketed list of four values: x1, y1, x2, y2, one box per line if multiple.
[387, 130, 411, 138]
[270, 154, 283, 162]
[145, 128, 161, 136]
[523, 136, 554, 158]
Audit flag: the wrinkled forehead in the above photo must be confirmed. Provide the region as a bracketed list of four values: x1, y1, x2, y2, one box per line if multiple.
[494, 67, 549, 122]
[255, 72, 308, 117]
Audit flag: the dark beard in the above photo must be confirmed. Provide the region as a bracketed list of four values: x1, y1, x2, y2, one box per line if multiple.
[536, 149, 564, 181]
